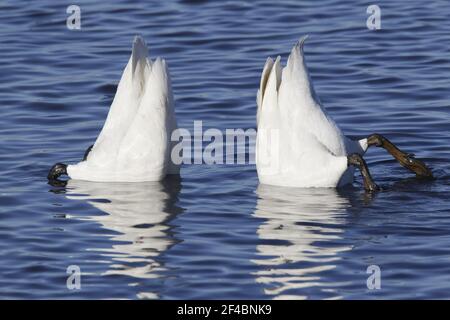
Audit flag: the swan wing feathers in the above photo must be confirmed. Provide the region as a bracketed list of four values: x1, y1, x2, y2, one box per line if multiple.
[115, 57, 174, 180]
[256, 57, 274, 126]
[257, 124, 348, 187]
[257, 37, 346, 157]
[282, 129, 348, 187]
[256, 36, 350, 187]
[258, 56, 282, 129]
[278, 36, 347, 157]
[86, 36, 151, 167]
[68, 37, 177, 181]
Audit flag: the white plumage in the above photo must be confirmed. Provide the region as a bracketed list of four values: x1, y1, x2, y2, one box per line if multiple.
[67, 36, 179, 182]
[256, 36, 367, 188]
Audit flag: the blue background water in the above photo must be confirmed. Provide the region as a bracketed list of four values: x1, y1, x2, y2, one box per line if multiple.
[1, 0, 450, 299]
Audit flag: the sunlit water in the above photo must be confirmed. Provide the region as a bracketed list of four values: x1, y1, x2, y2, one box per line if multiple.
[1, 0, 450, 299]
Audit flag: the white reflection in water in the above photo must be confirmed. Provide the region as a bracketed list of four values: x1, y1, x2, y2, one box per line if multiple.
[65, 178, 181, 283]
[253, 184, 352, 299]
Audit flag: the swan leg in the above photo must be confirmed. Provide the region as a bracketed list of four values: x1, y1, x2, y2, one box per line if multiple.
[347, 153, 379, 192]
[367, 134, 433, 178]
[82, 145, 94, 161]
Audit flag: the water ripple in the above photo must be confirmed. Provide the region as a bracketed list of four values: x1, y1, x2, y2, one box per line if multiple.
[0, 0, 450, 299]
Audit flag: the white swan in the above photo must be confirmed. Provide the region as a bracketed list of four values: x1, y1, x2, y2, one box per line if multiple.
[256, 36, 432, 191]
[49, 36, 179, 182]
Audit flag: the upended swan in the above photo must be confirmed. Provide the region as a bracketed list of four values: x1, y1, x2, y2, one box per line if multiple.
[48, 36, 179, 183]
[256, 36, 432, 191]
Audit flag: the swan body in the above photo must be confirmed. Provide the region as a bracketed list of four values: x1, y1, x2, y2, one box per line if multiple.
[256, 37, 367, 188]
[67, 36, 179, 182]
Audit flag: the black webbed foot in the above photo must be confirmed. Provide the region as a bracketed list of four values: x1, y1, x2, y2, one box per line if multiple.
[47, 163, 68, 183]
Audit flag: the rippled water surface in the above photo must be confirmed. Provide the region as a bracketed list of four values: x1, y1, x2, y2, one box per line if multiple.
[1, 0, 450, 299]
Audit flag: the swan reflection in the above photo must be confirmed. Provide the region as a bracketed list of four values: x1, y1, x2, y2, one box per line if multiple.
[253, 184, 352, 299]
[65, 178, 182, 281]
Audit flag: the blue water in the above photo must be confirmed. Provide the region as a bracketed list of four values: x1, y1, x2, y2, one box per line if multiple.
[1, 0, 450, 299]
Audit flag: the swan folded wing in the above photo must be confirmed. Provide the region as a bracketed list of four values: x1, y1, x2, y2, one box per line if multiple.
[279, 37, 347, 157]
[257, 56, 282, 130]
[257, 57, 274, 126]
[161, 58, 180, 175]
[67, 37, 178, 182]
[257, 94, 348, 187]
[114, 57, 173, 181]
[86, 36, 151, 168]
[280, 129, 348, 187]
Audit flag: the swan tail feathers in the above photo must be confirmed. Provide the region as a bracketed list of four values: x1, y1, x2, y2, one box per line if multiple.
[264, 56, 281, 95]
[146, 57, 171, 101]
[298, 34, 309, 53]
[131, 35, 151, 95]
[257, 57, 274, 125]
[283, 34, 322, 106]
[131, 36, 149, 75]
[286, 35, 309, 76]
